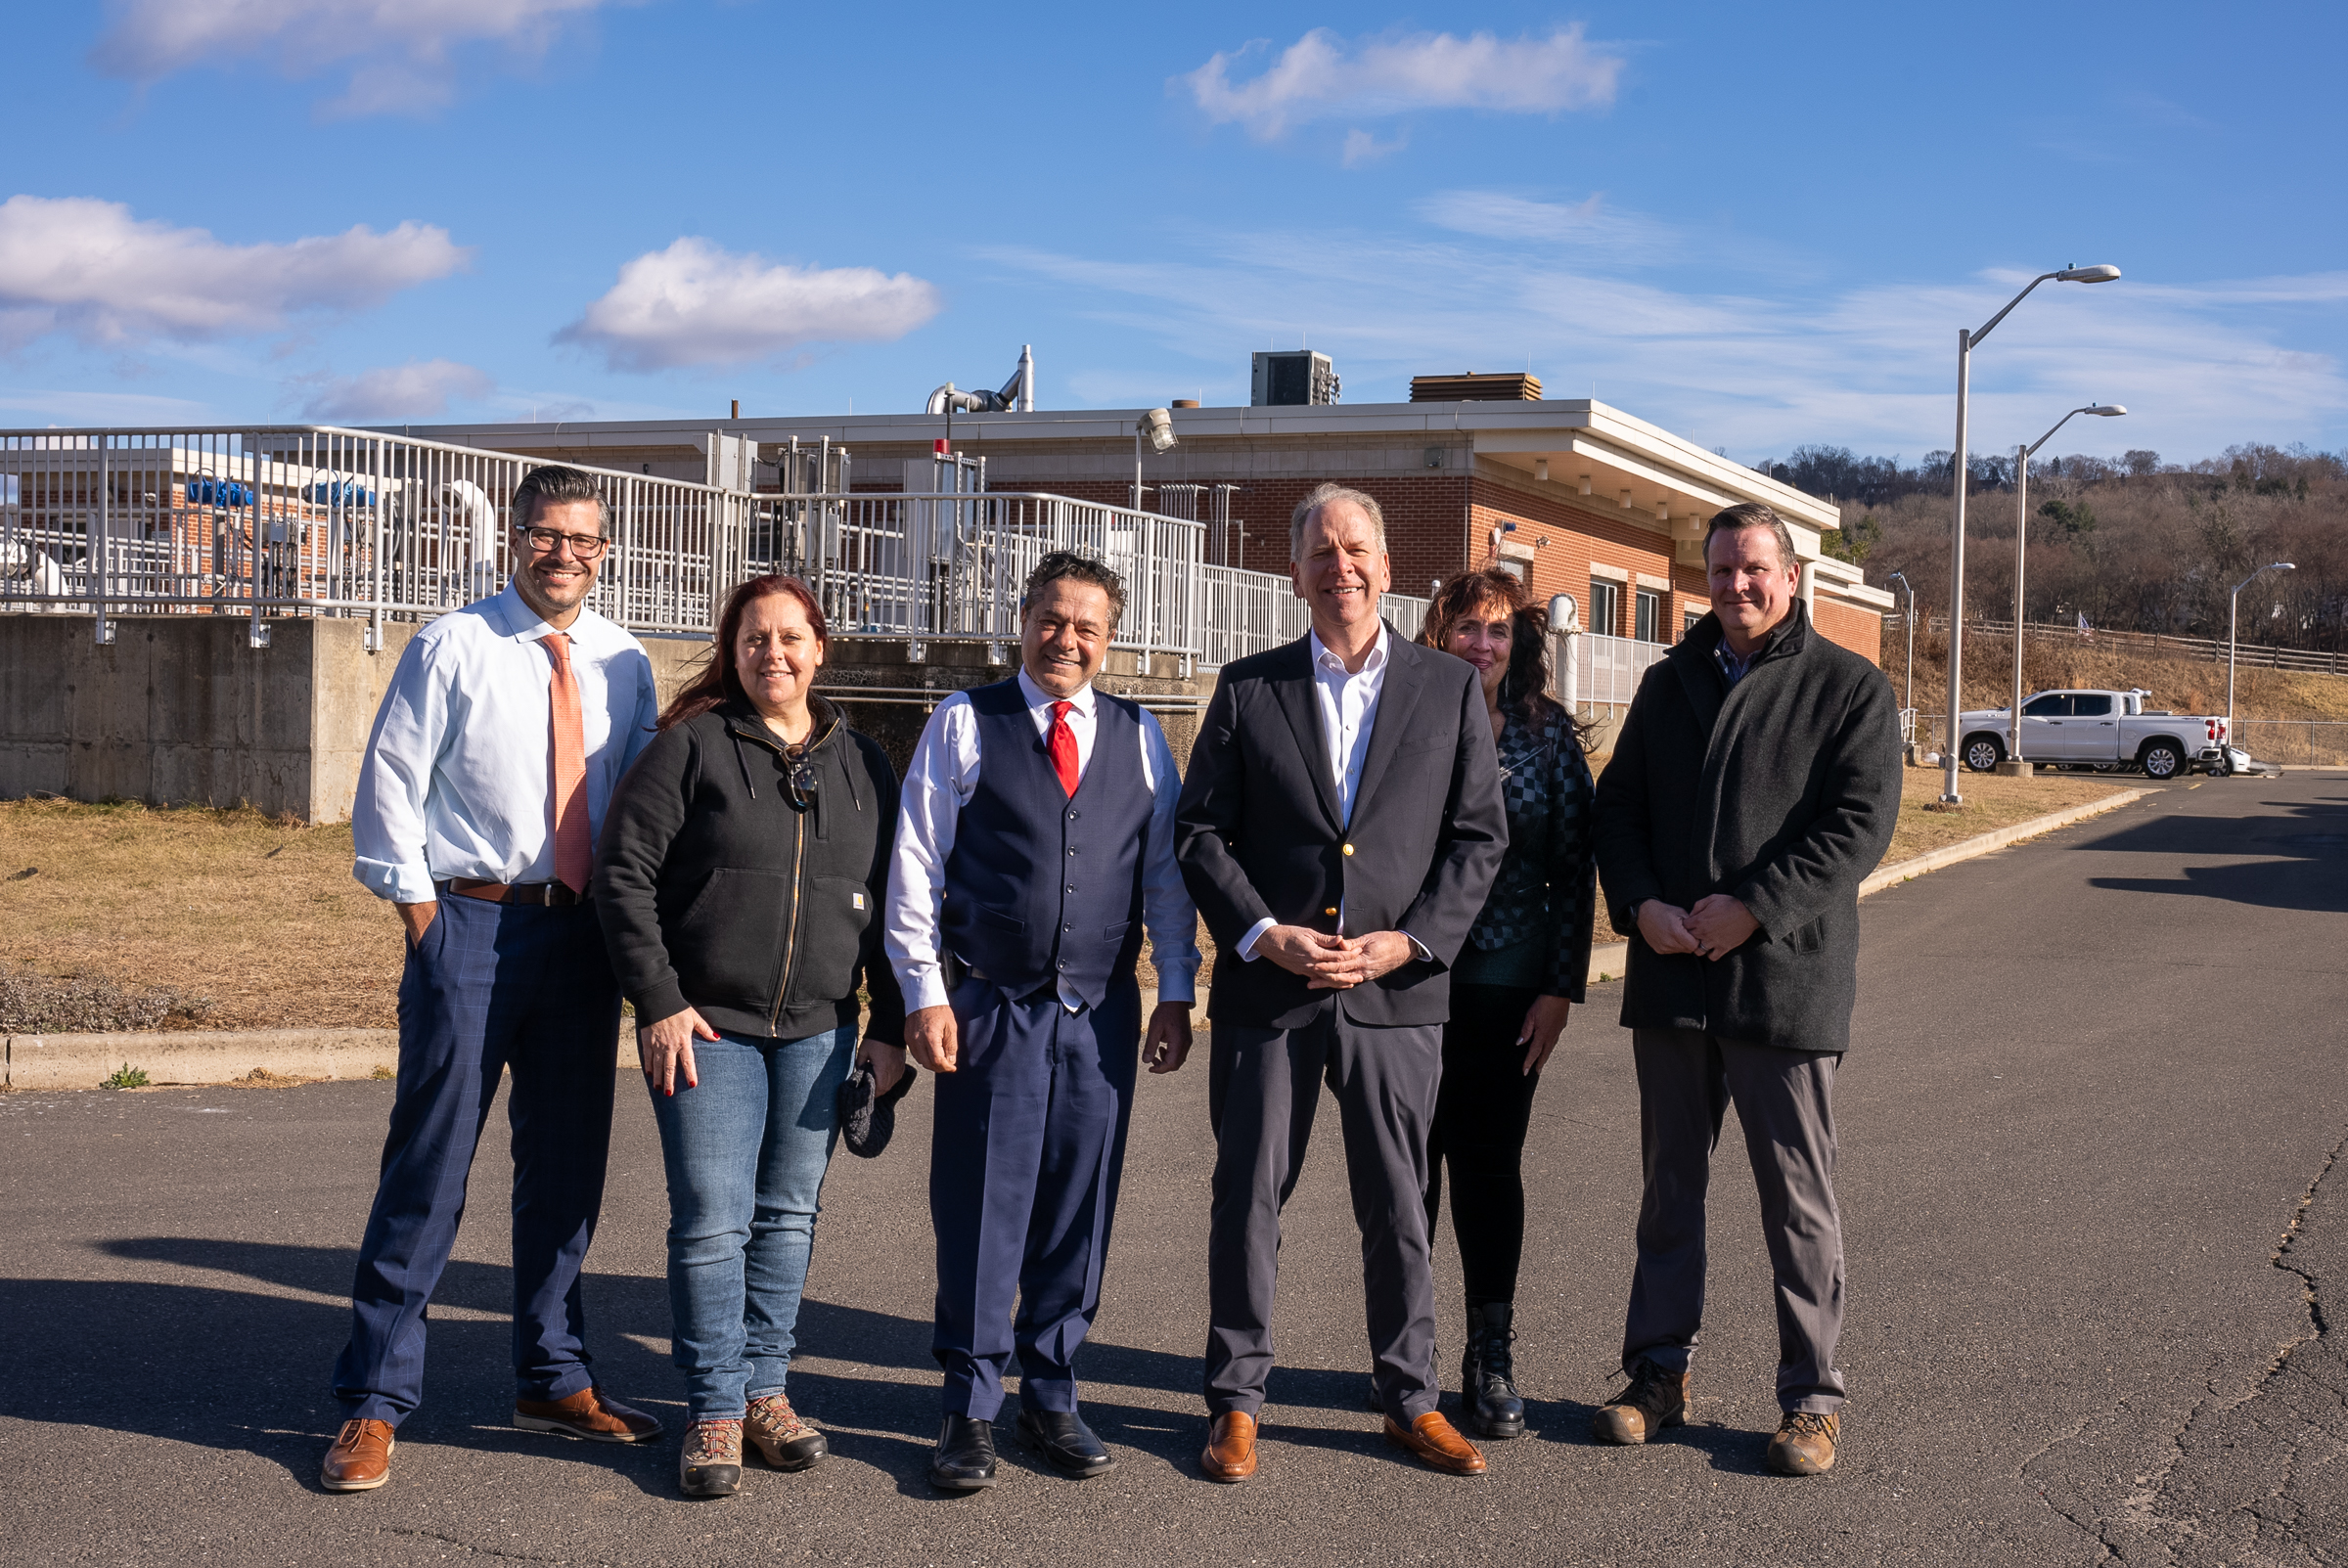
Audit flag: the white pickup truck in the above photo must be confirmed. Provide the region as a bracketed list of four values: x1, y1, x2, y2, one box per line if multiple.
[1955, 689, 2229, 780]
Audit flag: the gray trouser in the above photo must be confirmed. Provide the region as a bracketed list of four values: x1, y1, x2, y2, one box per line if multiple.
[1623, 1027, 1846, 1414]
[1204, 1007, 1442, 1422]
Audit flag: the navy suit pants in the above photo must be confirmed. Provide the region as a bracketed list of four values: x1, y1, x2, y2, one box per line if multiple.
[332, 893, 621, 1425]
[929, 977, 1140, 1419]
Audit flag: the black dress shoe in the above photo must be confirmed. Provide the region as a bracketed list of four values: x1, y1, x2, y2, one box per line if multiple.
[1017, 1407, 1114, 1478]
[930, 1412, 998, 1491]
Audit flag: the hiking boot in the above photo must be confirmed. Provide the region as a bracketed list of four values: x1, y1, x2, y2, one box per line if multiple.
[745, 1393, 826, 1471]
[679, 1418, 744, 1498]
[1461, 1301, 1525, 1440]
[1767, 1411, 1839, 1475]
[1591, 1357, 1688, 1445]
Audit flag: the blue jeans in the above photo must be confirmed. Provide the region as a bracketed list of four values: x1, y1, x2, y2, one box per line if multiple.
[647, 1025, 855, 1419]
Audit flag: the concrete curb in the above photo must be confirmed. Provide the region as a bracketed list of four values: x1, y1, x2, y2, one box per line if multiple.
[11, 789, 2155, 1088]
[1583, 785, 2155, 986]
[4, 1028, 644, 1092]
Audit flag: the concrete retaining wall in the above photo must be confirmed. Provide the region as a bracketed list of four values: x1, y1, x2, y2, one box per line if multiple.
[2, 1028, 646, 1090]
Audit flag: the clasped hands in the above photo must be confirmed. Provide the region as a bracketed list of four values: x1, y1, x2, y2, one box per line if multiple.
[1255, 925, 1417, 991]
[1636, 894, 1759, 963]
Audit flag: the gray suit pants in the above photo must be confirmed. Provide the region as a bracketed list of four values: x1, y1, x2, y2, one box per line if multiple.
[1205, 1006, 1442, 1422]
[1623, 1027, 1846, 1413]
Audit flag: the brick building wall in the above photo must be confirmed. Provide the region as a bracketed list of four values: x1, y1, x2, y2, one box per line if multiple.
[1810, 595, 1885, 664]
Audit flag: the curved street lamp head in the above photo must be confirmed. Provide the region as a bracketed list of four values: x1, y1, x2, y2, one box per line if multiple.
[2273, 561, 2298, 571]
[2057, 264, 2122, 283]
[1138, 407, 1178, 453]
[2087, 404, 2127, 416]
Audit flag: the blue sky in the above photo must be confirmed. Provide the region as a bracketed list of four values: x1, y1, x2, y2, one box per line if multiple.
[7, 0, 2344, 466]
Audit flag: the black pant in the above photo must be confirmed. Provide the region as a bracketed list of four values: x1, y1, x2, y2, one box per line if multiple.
[1204, 1005, 1443, 1423]
[1424, 983, 1543, 1306]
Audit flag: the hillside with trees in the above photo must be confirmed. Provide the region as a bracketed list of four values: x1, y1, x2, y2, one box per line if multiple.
[1753, 443, 2347, 654]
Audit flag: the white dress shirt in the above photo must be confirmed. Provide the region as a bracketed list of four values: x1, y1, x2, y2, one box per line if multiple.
[351, 584, 660, 904]
[884, 667, 1201, 1014]
[1237, 622, 1425, 963]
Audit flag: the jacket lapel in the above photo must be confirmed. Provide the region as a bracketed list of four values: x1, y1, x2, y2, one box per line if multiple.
[1351, 629, 1426, 820]
[1273, 639, 1345, 831]
[1671, 625, 1727, 739]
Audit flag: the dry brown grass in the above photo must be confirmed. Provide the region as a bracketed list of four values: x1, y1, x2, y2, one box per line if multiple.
[1, 761, 2135, 1027]
[0, 798, 402, 1030]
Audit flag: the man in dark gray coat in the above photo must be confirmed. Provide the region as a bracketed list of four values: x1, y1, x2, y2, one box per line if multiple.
[1591, 501, 1901, 1476]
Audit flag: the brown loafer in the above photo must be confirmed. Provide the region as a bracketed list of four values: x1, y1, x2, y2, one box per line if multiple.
[514, 1386, 663, 1444]
[1383, 1411, 1487, 1476]
[1199, 1411, 1258, 1483]
[321, 1417, 395, 1492]
[1767, 1411, 1839, 1475]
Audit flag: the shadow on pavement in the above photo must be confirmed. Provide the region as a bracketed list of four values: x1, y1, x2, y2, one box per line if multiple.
[12, 1237, 1392, 1494]
[2078, 797, 2348, 913]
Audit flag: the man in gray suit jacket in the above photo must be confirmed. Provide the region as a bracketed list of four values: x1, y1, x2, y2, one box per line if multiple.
[1176, 483, 1508, 1482]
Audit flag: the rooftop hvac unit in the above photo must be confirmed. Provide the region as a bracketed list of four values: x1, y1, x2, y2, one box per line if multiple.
[1251, 351, 1339, 407]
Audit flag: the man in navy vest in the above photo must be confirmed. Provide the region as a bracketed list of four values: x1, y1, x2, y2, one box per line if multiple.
[882, 551, 1201, 1490]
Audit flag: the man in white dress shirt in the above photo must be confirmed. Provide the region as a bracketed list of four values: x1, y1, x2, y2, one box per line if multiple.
[1176, 484, 1507, 1482]
[882, 551, 1199, 1491]
[322, 467, 663, 1493]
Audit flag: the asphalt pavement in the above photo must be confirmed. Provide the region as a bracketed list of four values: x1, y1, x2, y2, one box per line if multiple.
[3, 771, 2343, 1567]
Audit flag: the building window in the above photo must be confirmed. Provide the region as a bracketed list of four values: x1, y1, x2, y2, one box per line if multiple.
[1588, 578, 1621, 638]
[1493, 558, 1525, 581]
[1684, 606, 1703, 639]
[1635, 587, 1665, 644]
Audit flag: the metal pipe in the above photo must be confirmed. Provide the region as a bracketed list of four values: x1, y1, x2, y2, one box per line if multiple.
[1940, 329, 1970, 803]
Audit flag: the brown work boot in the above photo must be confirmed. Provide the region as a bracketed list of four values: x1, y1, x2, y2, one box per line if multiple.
[1591, 1357, 1689, 1445]
[1199, 1411, 1258, 1483]
[745, 1393, 827, 1471]
[320, 1417, 395, 1492]
[1383, 1411, 1487, 1476]
[1767, 1411, 1839, 1475]
[679, 1418, 744, 1498]
[514, 1385, 663, 1443]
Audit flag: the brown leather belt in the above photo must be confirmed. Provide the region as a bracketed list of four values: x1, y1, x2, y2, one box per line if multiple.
[436, 878, 589, 908]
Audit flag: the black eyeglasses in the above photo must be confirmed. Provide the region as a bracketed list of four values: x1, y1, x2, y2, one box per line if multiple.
[519, 525, 610, 560]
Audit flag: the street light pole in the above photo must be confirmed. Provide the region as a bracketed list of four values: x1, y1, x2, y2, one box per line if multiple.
[2229, 560, 2297, 750]
[1886, 569, 1917, 745]
[1937, 263, 2121, 805]
[2001, 403, 2127, 775]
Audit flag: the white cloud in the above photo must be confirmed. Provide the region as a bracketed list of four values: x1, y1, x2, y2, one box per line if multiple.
[1417, 190, 1683, 264]
[978, 236, 2348, 462]
[89, 0, 628, 115]
[557, 238, 942, 372]
[1181, 25, 1624, 141]
[0, 196, 470, 348]
[1340, 128, 1407, 168]
[299, 358, 492, 421]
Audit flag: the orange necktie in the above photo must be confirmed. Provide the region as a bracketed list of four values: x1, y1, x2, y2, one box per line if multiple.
[545, 632, 592, 895]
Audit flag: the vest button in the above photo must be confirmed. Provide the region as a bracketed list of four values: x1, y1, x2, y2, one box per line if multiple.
[1063, 923, 1072, 932]
[1066, 885, 1076, 892]
[1324, 906, 1338, 917]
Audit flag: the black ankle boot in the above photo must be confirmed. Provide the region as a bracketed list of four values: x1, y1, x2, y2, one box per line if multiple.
[1461, 1302, 1525, 1439]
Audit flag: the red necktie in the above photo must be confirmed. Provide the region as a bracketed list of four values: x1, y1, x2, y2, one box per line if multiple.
[545, 633, 592, 895]
[1047, 699, 1080, 797]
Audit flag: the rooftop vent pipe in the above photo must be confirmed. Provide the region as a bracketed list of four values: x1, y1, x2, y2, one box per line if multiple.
[927, 344, 1035, 415]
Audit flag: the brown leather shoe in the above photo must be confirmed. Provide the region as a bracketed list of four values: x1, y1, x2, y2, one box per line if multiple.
[745, 1393, 827, 1471]
[321, 1418, 394, 1492]
[1767, 1411, 1839, 1475]
[1382, 1411, 1487, 1476]
[1199, 1411, 1258, 1483]
[1592, 1357, 1689, 1445]
[514, 1386, 663, 1444]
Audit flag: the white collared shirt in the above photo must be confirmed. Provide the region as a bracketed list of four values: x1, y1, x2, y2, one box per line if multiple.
[884, 667, 1200, 1014]
[350, 584, 660, 904]
[1237, 622, 1424, 963]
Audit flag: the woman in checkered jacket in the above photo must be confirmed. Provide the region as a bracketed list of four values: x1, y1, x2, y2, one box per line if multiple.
[1417, 566, 1598, 1442]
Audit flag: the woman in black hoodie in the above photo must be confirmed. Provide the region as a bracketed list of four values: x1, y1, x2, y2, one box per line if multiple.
[595, 574, 905, 1499]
